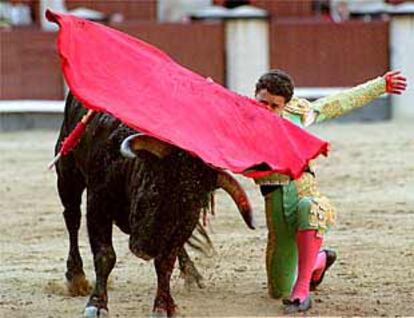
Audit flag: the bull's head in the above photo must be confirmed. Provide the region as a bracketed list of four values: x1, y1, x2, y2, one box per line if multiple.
[120, 133, 254, 260]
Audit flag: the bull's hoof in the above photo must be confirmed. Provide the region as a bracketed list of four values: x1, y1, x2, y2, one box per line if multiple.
[67, 274, 91, 296]
[152, 308, 168, 318]
[84, 305, 109, 317]
[153, 300, 177, 318]
[152, 307, 177, 318]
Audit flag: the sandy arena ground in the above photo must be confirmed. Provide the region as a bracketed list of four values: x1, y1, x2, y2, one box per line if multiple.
[0, 122, 413, 317]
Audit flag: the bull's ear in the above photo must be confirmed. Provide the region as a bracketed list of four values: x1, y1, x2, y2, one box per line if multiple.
[120, 133, 172, 159]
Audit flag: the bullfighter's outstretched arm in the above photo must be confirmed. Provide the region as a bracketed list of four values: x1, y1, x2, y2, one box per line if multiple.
[311, 76, 386, 123]
[284, 71, 407, 126]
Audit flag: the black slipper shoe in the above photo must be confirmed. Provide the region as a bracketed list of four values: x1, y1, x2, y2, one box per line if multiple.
[283, 297, 312, 314]
[310, 249, 337, 291]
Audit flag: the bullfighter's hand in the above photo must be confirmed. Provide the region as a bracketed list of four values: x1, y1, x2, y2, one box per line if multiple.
[383, 70, 407, 95]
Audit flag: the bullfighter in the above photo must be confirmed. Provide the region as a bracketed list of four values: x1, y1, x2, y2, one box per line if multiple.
[253, 69, 407, 313]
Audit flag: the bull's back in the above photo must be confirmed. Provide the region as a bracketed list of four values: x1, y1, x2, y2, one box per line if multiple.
[56, 92, 134, 178]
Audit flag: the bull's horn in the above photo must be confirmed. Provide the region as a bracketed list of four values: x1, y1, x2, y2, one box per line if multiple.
[120, 133, 172, 159]
[217, 171, 255, 230]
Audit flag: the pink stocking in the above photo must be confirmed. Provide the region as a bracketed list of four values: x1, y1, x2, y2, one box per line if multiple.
[312, 250, 327, 282]
[290, 230, 323, 302]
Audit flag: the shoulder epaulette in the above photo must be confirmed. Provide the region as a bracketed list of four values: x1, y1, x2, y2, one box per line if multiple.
[284, 97, 312, 116]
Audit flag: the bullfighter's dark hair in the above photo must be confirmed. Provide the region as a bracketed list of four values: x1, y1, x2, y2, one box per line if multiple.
[255, 69, 294, 103]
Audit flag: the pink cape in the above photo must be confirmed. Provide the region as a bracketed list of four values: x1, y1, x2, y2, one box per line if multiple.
[47, 10, 328, 179]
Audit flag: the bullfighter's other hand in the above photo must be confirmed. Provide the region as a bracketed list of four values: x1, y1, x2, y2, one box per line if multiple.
[383, 70, 407, 95]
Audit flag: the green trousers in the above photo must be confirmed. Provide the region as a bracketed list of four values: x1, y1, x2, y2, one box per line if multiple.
[264, 183, 332, 298]
[265, 187, 298, 299]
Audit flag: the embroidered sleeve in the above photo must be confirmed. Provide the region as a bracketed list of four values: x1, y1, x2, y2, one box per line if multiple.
[311, 77, 386, 124]
[284, 97, 317, 127]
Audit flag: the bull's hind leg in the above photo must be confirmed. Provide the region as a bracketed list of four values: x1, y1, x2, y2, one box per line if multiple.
[56, 158, 90, 296]
[178, 221, 215, 289]
[177, 248, 205, 289]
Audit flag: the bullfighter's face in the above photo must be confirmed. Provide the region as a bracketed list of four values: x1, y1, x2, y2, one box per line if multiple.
[255, 89, 287, 115]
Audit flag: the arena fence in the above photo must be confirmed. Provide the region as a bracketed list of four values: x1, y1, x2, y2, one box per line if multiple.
[269, 19, 389, 87]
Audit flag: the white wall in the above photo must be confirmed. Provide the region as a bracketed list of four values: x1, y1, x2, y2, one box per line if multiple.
[390, 16, 414, 119]
[158, 0, 212, 22]
[225, 18, 269, 97]
[39, 0, 66, 31]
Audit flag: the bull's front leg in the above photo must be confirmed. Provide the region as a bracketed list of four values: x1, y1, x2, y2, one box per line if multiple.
[84, 194, 116, 318]
[153, 249, 179, 317]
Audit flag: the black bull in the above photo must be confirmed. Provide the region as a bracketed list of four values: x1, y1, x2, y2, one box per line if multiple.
[55, 93, 254, 317]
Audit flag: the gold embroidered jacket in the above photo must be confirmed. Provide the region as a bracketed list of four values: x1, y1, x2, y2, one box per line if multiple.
[255, 76, 387, 231]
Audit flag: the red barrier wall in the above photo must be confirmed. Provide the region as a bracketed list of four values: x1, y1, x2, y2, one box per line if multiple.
[270, 20, 389, 86]
[1, 29, 63, 99]
[0, 17, 389, 99]
[0, 22, 225, 99]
